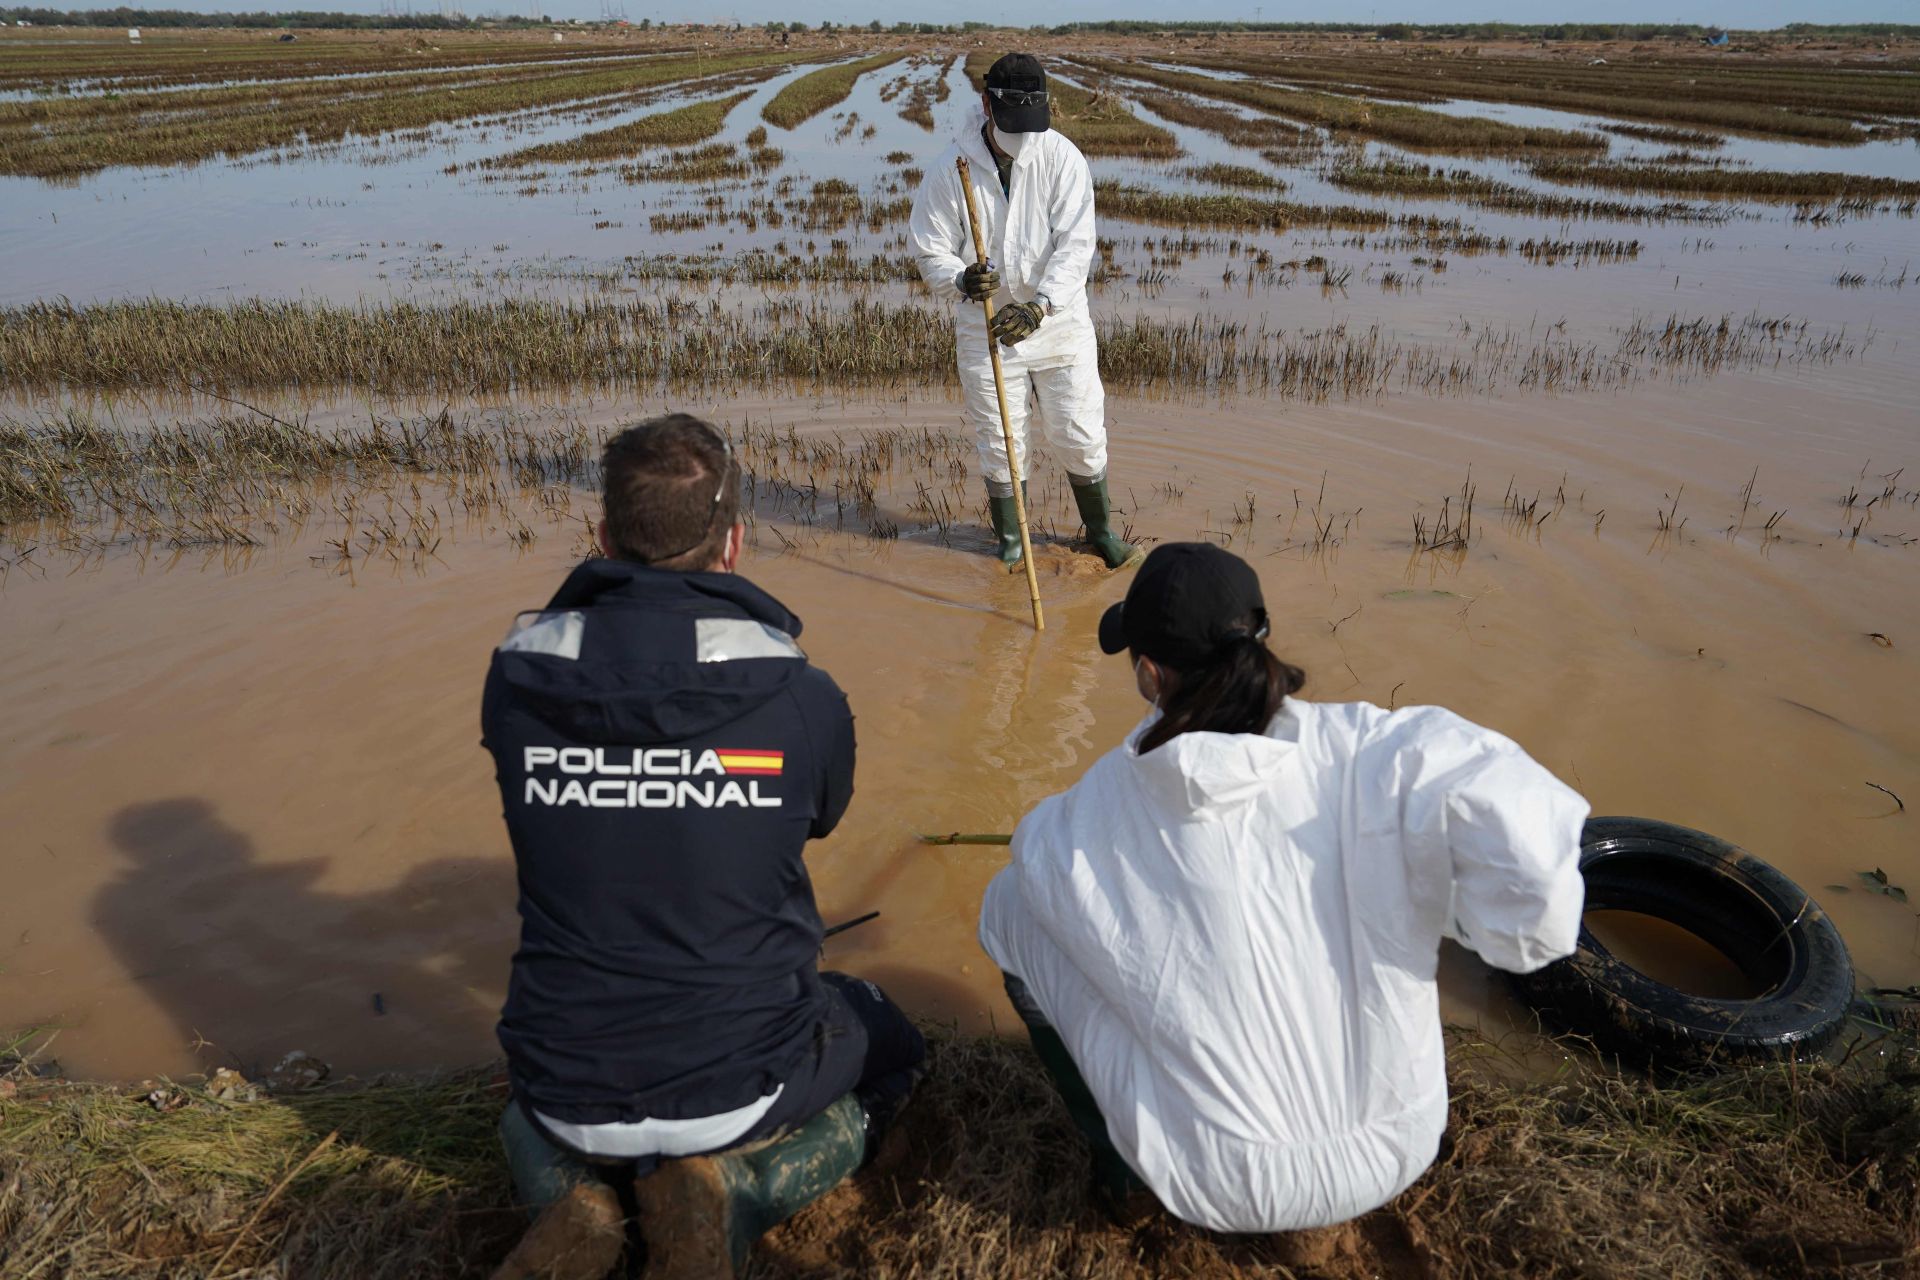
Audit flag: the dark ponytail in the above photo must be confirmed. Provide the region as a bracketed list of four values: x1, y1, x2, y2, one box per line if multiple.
[1136, 626, 1305, 755]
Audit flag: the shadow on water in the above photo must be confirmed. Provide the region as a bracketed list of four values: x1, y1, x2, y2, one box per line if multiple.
[94, 797, 519, 1077]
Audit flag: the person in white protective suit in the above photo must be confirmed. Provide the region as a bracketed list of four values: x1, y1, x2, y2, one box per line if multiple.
[907, 53, 1140, 571]
[977, 543, 1590, 1231]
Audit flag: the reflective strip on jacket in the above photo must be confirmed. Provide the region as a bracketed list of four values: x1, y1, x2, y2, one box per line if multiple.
[978, 698, 1588, 1233]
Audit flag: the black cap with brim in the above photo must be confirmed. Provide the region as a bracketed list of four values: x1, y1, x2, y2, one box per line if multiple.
[984, 52, 1049, 134]
[1097, 542, 1267, 669]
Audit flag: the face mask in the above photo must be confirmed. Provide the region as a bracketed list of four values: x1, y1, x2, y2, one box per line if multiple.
[991, 123, 1040, 159]
[1134, 656, 1160, 706]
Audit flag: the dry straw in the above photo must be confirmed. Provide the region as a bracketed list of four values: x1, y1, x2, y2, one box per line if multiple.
[2, 1029, 1915, 1278]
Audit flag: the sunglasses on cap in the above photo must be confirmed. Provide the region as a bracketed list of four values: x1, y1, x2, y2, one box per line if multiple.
[986, 86, 1048, 107]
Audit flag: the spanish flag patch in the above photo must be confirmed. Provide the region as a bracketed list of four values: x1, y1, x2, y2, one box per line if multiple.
[716, 749, 784, 776]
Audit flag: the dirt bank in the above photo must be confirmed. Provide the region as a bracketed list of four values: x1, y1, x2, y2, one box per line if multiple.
[3, 1027, 1917, 1279]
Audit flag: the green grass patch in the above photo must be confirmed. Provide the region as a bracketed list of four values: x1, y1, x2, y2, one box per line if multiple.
[488, 90, 752, 167]
[1182, 162, 1286, 191]
[761, 51, 908, 130]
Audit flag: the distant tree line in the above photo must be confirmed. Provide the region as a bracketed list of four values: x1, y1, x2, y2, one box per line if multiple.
[1045, 19, 1920, 39]
[1778, 22, 1920, 36]
[0, 6, 545, 27]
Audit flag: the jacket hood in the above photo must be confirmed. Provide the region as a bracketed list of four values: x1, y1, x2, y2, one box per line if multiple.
[1123, 703, 1302, 819]
[491, 559, 810, 745]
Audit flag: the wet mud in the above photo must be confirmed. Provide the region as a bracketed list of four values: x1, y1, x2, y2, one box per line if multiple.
[2, 372, 1916, 1080]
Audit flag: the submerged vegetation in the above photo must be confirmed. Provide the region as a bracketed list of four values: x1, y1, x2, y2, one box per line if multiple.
[1327, 159, 1725, 223]
[1127, 87, 1310, 150]
[622, 140, 756, 184]
[0, 49, 808, 178]
[1183, 163, 1287, 192]
[1095, 181, 1395, 233]
[1044, 75, 1180, 159]
[1, 1029, 1915, 1279]
[0, 27, 678, 91]
[0, 297, 1868, 402]
[1529, 157, 1920, 202]
[487, 90, 751, 167]
[898, 55, 955, 131]
[1602, 123, 1728, 149]
[1067, 56, 1606, 154]
[1161, 50, 1894, 145]
[761, 51, 907, 129]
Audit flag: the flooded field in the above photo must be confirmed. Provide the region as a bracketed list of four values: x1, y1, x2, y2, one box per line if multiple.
[2, 27, 1917, 1082]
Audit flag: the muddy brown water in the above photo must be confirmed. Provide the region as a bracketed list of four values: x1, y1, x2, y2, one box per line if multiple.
[4, 40, 1919, 1079]
[2, 368, 1916, 1082]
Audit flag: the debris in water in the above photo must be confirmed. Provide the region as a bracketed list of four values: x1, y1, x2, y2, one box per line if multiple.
[1865, 782, 1905, 813]
[264, 1050, 331, 1094]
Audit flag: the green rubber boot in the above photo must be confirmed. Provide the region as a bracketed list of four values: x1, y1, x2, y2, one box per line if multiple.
[986, 485, 1028, 570]
[635, 1093, 867, 1279]
[1070, 476, 1143, 570]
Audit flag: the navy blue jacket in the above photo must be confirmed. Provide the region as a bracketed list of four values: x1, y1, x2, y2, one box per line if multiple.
[482, 559, 855, 1125]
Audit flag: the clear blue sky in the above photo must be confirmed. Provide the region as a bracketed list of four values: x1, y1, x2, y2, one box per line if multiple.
[156, 0, 1917, 27]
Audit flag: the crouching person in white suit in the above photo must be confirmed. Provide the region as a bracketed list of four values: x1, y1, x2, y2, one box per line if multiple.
[977, 543, 1589, 1231]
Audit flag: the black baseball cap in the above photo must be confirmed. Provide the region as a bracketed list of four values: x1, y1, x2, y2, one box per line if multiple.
[983, 53, 1050, 134]
[1098, 543, 1269, 669]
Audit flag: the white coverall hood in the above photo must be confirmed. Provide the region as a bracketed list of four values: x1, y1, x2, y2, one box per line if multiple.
[978, 699, 1588, 1233]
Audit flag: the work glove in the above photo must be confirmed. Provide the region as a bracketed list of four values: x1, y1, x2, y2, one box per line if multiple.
[989, 299, 1045, 347]
[956, 261, 1000, 302]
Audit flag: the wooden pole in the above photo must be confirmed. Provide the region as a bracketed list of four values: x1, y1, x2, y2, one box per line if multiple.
[955, 155, 1044, 632]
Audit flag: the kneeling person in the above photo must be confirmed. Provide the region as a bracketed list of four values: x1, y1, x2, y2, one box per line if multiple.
[483, 415, 924, 1271]
[978, 544, 1587, 1232]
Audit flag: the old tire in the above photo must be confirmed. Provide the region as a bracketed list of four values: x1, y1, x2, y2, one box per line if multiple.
[1510, 816, 1853, 1068]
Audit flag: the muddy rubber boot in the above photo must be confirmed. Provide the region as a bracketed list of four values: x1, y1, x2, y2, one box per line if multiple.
[986, 486, 1028, 571]
[633, 1156, 736, 1280]
[1070, 477, 1143, 570]
[636, 1093, 867, 1279]
[489, 1182, 626, 1280]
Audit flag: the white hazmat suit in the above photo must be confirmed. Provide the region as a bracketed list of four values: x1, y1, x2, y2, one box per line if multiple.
[908, 115, 1106, 490]
[979, 698, 1589, 1233]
